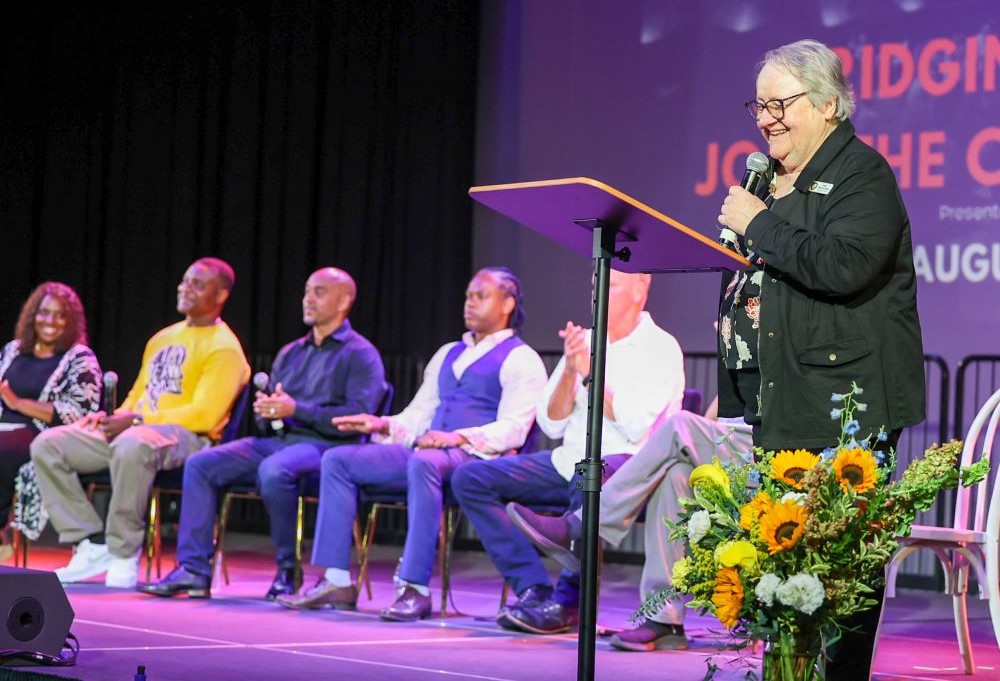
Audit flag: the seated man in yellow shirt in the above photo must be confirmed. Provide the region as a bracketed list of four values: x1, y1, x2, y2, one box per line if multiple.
[31, 257, 250, 589]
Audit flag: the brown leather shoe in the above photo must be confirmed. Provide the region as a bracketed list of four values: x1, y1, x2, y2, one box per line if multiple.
[379, 586, 432, 622]
[275, 578, 357, 611]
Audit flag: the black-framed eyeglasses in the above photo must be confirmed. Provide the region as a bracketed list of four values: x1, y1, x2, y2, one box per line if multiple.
[744, 92, 808, 121]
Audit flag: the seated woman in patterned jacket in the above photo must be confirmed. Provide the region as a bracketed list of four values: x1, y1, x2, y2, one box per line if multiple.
[0, 282, 102, 558]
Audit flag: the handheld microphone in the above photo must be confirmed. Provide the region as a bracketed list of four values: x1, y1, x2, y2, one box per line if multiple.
[102, 371, 118, 415]
[719, 151, 771, 252]
[253, 371, 284, 431]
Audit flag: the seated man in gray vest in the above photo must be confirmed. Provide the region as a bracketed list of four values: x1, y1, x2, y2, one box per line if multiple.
[277, 267, 548, 620]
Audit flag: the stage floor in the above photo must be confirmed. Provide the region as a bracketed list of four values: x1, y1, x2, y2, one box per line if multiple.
[9, 535, 1000, 680]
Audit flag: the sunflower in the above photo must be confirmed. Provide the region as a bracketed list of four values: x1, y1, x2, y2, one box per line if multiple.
[739, 490, 772, 531]
[770, 449, 821, 489]
[759, 500, 808, 554]
[832, 447, 878, 493]
[711, 566, 745, 629]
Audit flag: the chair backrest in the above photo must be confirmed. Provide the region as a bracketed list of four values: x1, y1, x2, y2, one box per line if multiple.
[220, 382, 252, 444]
[377, 382, 394, 417]
[519, 420, 544, 454]
[953, 387, 1000, 533]
[681, 388, 703, 415]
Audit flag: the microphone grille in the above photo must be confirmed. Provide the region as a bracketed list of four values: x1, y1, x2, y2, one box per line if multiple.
[253, 372, 270, 390]
[103, 371, 118, 388]
[746, 151, 770, 174]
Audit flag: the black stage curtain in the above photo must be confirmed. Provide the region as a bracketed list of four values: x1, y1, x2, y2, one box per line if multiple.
[0, 0, 479, 388]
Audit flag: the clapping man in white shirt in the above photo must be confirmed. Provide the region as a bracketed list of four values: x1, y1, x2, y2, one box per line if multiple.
[451, 269, 685, 635]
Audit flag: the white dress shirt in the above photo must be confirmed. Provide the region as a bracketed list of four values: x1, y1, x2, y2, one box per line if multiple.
[379, 328, 548, 458]
[537, 312, 686, 480]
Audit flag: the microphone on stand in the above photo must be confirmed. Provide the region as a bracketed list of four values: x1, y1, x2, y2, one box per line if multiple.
[719, 151, 772, 253]
[253, 371, 284, 432]
[102, 371, 118, 415]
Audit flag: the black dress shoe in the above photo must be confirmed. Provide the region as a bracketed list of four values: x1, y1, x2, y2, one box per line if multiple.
[495, 583, 553, 627]
[501, 599, 578, 635]
[265, 565, 303, 601]
[137, 566, 211, 598]
[379, 586, 432, 622]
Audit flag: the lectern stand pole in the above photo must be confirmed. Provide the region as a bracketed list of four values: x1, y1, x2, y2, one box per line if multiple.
[576, 220, 628, 681]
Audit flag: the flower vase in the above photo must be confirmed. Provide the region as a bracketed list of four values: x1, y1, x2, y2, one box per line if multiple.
[761, 630, 823, 681]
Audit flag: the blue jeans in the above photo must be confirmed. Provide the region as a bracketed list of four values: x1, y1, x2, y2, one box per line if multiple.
[176, 434, 332, 576]
[451, 451, 629, 598]
[311, 443, 473, 587]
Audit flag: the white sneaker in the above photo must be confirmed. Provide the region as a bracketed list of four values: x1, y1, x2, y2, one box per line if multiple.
[105, 553, 140, 588]
[55, 539, 113, 583]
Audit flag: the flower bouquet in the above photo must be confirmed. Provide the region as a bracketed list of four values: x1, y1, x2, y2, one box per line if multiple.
[639, 383, 989, 680]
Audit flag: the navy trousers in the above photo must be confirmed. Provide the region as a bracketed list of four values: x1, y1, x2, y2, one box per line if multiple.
[451, 451, 629, 597]
[176, 434, 332, 576]
[311, 443, 473, 587]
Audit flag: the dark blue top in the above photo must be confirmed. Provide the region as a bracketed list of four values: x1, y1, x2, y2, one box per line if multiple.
[429, 335, 523, 432]
[263, 320, 386, 441]
[1, 352, 65, 428]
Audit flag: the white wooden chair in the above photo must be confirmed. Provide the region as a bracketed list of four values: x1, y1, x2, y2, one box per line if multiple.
[880, 387, 1000, 674]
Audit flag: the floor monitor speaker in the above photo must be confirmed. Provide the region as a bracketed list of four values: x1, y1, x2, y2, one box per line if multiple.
[0, 567, 74, 659]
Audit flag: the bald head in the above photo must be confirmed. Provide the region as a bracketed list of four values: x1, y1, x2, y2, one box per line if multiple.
[606, 269, 651, 340]
[303, 267, 357, 339]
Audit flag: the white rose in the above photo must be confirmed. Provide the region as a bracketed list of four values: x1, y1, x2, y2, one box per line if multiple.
[688, 510, 711, 545]
[755, 573, 782, 607]
[780, 491, 807, 505]
[776, 572, 825, 615]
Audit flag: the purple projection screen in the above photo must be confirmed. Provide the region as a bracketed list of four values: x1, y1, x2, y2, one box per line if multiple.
[473, 1, 999, 371]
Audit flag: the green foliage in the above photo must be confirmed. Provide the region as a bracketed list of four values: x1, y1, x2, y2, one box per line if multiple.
[638, 382, 989, 675]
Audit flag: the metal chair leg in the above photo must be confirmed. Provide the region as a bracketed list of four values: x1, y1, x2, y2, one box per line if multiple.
[295, 495, 305, 566]
[354, 503, 381, 599]
[352, 518, 369, 598]
[440, 506, 462, 618]
[11, 528, 27, 568]
[216, 493, 235, 585]
[145, 490, 159, 582]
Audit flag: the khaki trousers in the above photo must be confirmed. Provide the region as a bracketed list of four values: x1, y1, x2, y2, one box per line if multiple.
[30, 423, 209, 557]
[590, 411, 753, 624]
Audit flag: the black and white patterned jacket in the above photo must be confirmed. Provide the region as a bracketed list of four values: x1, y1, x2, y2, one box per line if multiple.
[0, 340, 103, 428]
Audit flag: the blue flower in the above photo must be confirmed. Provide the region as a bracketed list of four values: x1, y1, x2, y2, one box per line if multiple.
[820, 447, 837, 461]
[845, 420, 861, 436]
[748, 470, 761, 485]
[852, 384, 864, 395]
[877, 428, 888, 442]
[831, 392, 846, 402]
[855, 402, 868, 412]
[875, 450, 886, 465]
[830, 408, 843, 419]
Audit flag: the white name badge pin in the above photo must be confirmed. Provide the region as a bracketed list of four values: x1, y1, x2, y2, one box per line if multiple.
[809, 181, 834, 195]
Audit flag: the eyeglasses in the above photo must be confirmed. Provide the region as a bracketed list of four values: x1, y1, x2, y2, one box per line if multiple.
[744, 92, 808, 121]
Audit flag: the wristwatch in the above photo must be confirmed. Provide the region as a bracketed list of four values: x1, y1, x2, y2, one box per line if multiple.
[131, 414, 144, 427]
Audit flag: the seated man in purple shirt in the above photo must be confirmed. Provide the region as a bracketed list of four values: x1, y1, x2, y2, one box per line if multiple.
[276, 267, 548, 620]
[139, 267, 386, 600]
